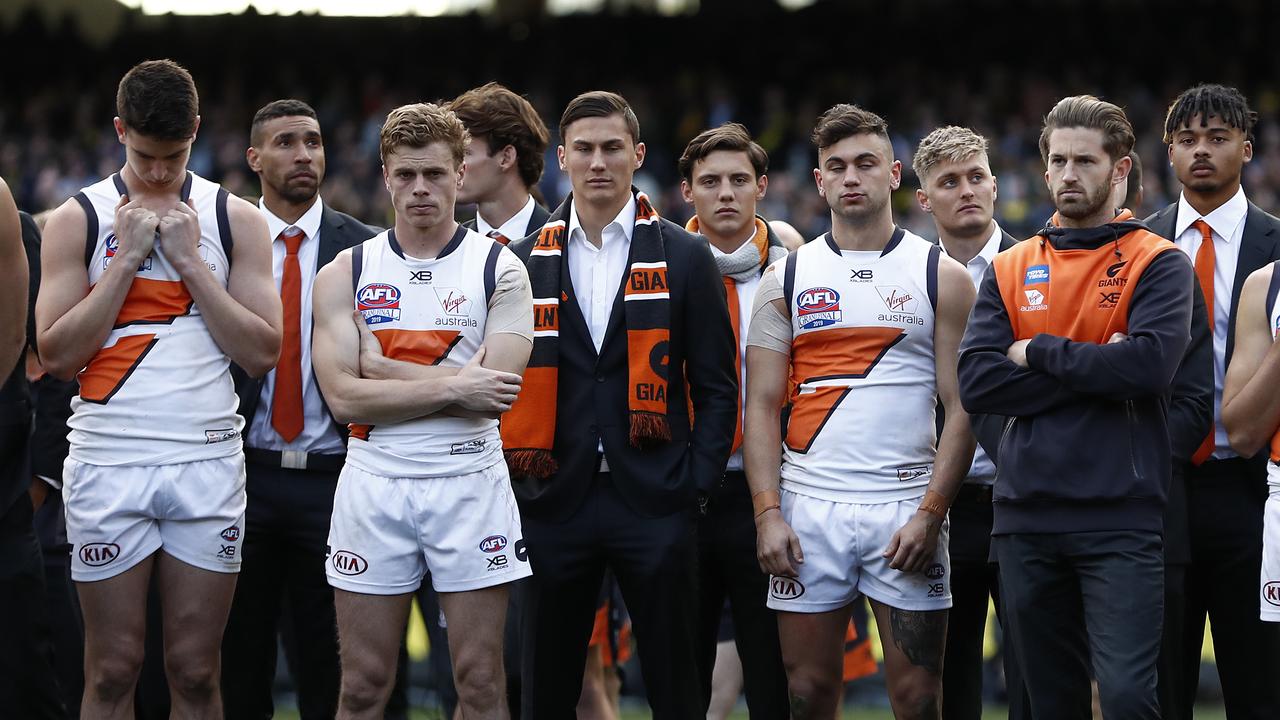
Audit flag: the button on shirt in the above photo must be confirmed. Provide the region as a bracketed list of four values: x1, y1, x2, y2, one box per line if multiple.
[939, 223, 1003, 484]
[476, 195, 536, 243]
[248, 198, 345, 454]
[567, 194, 635, 352]
[568, 195, 635, 461]
[1173, 186, 1247, 458]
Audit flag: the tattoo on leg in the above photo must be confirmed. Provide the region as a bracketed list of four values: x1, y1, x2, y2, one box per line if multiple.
[889, 608, 945, 675]
[789, 693, 813, 720]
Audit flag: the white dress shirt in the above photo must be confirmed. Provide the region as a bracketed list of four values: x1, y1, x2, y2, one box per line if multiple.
[940, 223, 1004, 483]
[476, 195, 536, 242]
[567, 194, 636, 353]
[1173, 187, 1248, 458]
[248, 197, 345, 454]
[567, 195, 635, 464]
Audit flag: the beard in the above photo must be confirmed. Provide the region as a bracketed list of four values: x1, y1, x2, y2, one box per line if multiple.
[276, 179, 318, 206]
[1055, 179, 1112, 221]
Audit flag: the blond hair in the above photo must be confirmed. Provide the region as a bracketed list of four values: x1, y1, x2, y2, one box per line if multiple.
[379, 102, 470, 166]
[912, 126, 989, 183]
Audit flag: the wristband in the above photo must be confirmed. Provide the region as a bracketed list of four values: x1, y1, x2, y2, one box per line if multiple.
[752, 488, 781, 518]
[918, 490, 949, 518]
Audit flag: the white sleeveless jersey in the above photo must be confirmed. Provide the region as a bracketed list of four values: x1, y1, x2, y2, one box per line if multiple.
[68, 172, 242, 466]
[345, 226, 506, 478]
[781, 228, 941, 502]
[1267, 262, 1280, 486]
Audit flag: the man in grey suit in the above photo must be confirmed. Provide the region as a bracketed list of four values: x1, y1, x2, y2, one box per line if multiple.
[222, 99, 380, 720]
[1145, 83, 1280, 720]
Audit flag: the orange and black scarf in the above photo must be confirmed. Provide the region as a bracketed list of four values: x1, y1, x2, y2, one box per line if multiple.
[684, 215, 786, 455]
[503, 188, 671, 479]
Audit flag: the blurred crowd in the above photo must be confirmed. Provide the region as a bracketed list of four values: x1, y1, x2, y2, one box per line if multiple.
[6, 2, 1280, 241]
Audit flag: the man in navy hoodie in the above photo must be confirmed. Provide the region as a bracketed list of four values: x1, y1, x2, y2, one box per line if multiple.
[958, 96, 1194, 720]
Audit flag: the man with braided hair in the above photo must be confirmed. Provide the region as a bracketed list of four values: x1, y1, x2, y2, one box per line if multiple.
[1146, 83, 1280, 720]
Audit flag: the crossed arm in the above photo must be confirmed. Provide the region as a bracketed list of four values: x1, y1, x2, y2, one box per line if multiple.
[310, 250, 529, 426]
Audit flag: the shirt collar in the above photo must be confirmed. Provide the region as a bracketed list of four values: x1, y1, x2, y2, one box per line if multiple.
[476, 195, 536, 240]
[938, 223, 1002, 269]
[259, 195, 324, 243]
[568, 193, 636, 246]
[1174, 186, 1248, 242]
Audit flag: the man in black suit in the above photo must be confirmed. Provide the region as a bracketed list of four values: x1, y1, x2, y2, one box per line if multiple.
[221, 99, 379, 719]
[452, 82, 552, 243]
[911, 125, 1028, 720]
[505, 90, 738, 718]
[0, 177, 67, 720]
[1145, 83, 1280, 720]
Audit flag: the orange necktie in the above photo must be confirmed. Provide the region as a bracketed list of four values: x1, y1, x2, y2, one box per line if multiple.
[1191, 219, 1216, 466]
[271, 228, 306, 443]
[487, 229, 510, 246]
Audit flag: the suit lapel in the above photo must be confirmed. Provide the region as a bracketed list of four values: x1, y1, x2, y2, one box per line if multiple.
[557, 224, 595, 357]
[526, 204, 551, 236]
[999, 230, 1018, 251]
[1144, 204, 1178, 241]
[1227, 203, 1280, 362]
[317, 204, 348, 271]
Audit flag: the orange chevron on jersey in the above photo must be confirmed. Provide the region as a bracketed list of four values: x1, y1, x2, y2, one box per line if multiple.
[113, 277, 194, 328]
[786, 327, 906, 453]
[79, 334, 159, 404]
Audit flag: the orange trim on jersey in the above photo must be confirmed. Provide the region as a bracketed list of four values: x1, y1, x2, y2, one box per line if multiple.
[349, 424, 372, 441]
[78, 334, 158, 404]
[371, 329, 462, 366]
[114, 277, 194, 328]
[992, 229, 1177, 343]
[1271, 431, 1280, 464]
[786, 327, 906, 453]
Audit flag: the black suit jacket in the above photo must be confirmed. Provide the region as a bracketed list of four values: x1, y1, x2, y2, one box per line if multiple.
[230, 203, 381, 445]
[462, 203, 551, 240]
[508, 212, 739, 522]
[936, 229, 1020, 463]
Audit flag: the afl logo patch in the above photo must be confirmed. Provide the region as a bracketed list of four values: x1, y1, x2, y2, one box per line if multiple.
[796, 287, 842, 330]
[770, 576, 805, 600]
[479, 535, 508, 553]
[357, 283, 402, 325]
[105, 234, 119, 257]
[220, 526, 240, 543]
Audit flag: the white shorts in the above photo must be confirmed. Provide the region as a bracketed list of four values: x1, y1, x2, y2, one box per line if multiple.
[64, 455, 247, 582]
[326, 461, 532, 595]
[766, 488, 951, 613]
[1261, 487, 1280, 621]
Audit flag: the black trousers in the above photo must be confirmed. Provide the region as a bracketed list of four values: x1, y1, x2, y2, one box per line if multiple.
[1159, 563, 1188, 720]
[694, 471, 788, 718]
[0, 494, 68, 719]
[942, 485, 1030, 720]
[1182, 457, 1280, 719]
[221, 460, 341, 720]
[995, 530, 1163, 720]
[520, 473, 702, 719]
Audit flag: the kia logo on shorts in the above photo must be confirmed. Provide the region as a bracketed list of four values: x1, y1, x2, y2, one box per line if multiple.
[80, 543, 121, 567]
[331, 550, 368, 576]
[479, 535, 507, 553]
[770, 576, 805, 600]
[1264, 581, 1280, 607]
[925, 563, 946, 580]
[220, 526, 240, 543]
